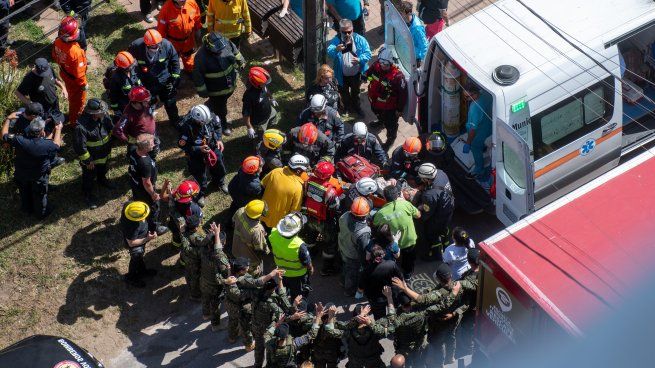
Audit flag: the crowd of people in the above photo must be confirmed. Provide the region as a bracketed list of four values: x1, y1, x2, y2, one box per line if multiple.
[0, 0, 492, 367]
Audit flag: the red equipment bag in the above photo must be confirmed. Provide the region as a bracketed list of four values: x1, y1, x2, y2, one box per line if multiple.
[336, 154, 380, 183]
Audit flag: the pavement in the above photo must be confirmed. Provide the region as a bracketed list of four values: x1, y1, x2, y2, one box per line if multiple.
[109, 1, 503, 367]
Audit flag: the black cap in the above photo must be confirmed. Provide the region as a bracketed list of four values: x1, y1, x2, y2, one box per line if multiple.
[435, 263, 452, 283]
[232, 257, 250, 272]
[34, 58, 51, 77]
[25, 102, 44, 117]
[274, 323, 290, 338]
[467, 248, 480, 265]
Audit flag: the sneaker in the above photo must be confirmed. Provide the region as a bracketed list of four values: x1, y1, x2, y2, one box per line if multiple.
[144, 14, 155, 23]
[85, 195, 98, 210]
[196, 196, 207, 208]
[143, 269, 158, 278]
[223, 127, 232, 136]
[125, 277, 146, 288]
[155, 225, 169, 236]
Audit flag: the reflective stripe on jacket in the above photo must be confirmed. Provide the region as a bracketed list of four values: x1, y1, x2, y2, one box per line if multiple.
[269, 228, 306, 277]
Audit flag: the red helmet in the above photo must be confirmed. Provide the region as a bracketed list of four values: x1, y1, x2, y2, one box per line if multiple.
[59, 16, 79, 40]
[314, 161, 335, 180]
[128, 86, 151, 103]
[173, 180, 200, 203]
[242, 156, 262, 175]
[248, 66, 270, 87]
[298, 123, 319, 145]
[402, 137, 422, 155]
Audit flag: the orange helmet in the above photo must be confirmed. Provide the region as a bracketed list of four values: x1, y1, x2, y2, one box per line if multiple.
[144, 29, 163, 47]
[350, 196, 371, 217]
[248, 66, 270, 87]
[242, 156, 262, 175]
[173, 180, 200, 203]
[59, 16, 79, 40]
[402, 137, 422, 155]
[114, 51, 135, 69]
[298, 123, 319, 145]
[314, 161, 335, 180]
[128, 86, 151, 103]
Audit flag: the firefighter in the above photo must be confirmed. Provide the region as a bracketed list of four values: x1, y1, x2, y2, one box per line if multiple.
[296, 94, 344, 145]
[113, 86, 160, 158]
[227, 155, 263, 222]
[336, 121, 388, 166]
[341, 176, 380, 215]
[107, 51, 142, 118]
[157, 0, 203, 72]
[168, 180, 202, 248]
[389, 137, 422, 181]
[206, 0, 251, 48]
[261, 154, 309, 230]
[178, 103, 228, 203]
[287, 122, 335, 166]
[193, 32, 245, 136]
[303, 161, 343, 276]
[258, 128, 286, 177]
[365, 47, 407, 149]
[73, 98, 115, 209]
[51, 15, 87, 126]
[243, 66, 279, 147]
[128, 29, 181, 126]
[121, 201, 158, 288]
[60, 0, 91, 51]
[415, 162, 454, 261]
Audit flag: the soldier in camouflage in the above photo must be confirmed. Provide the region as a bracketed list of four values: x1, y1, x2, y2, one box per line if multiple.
[180, 213, 204, 300]
[198, 221, 231, 331]
[264, 303, 325, 368]
[286, 296, 315, 365]
[456, 248, 480, 357]
[310, 303, 347, 368]
[386, 291, 430, 367]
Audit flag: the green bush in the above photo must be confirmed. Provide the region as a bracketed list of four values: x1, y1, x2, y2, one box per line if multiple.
[0, 49, 22, 179]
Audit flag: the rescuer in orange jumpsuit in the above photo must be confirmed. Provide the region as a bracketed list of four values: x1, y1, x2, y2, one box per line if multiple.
[51, 15, 87, 126]
[157, 0, 203, 72]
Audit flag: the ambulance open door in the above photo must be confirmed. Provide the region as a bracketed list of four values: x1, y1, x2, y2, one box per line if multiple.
[384, 0, 418, 125]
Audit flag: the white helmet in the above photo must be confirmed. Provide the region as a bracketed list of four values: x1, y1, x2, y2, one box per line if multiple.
[355, 177, 378, 196]
[310, 94, 327, 113]
[288, 154, 310, 170]
[189, 104, 211, 125]
[378, 47, 395, 64]
[353, 122, 368, 139]
[277, 212, 307, 237]
[418, 163, 438, 180]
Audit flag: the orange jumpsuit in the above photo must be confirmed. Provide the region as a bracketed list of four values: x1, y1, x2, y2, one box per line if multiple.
[52, 38, 87, 125]
[157, 0, 202, 72]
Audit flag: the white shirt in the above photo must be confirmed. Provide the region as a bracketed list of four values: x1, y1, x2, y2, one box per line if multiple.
[443, 239, 476, 280]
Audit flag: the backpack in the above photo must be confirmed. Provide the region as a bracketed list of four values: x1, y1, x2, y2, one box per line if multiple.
[102, 65, 117, 91]
[336, 154, 380, 183]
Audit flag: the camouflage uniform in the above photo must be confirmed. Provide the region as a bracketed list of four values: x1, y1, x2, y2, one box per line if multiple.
[287, 313, 315, 364]
[180, 228, 202, 299]
[225, 274, 264, 345]
[251, 287, 293, 368]
[388, 309, 430, 368]
[342, 318, 393, 368]
[310, 321, 348, 368]
[265, 323, 319, 368]
[198, 231, 230, 328]
[456, 269, 479, 357]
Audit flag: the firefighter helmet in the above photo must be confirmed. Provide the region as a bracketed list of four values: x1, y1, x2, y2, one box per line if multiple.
[263, 129, 286, 150]
[248, 66, 270, 87]
[189, 104, 212, 125]
[128, 86, 151, 103]
[288, 154, 310, 171]
[309, 94, 327, 113]
[350, 196, 371, 217]
[242, 156, 262, 175]
[173, 180, 200, 203]
[297, 123, 319, 145]
[426, 132, 446, 156]
[314, 161, 335, 180]
[245, 199, 268, 219]
[402, 137, 422, 155]
[378, 46, 395, 64]
[277, 212, 307, 237]
[144, 29, 163, 46]
[84, 98, 108, 115]
[417, 163, 438, 180]
[114, 51, 135, 69]
[124, 201, 150, 222]
[355, 177, 378, 196]
[203, 32, 228, 53]
[353, 122, 368, 139]
[59, 16, 79, 40]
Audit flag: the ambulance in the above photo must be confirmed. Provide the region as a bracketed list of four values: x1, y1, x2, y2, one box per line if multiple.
[384, 0, 655, 226]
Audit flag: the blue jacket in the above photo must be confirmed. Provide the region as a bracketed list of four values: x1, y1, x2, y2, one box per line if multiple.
[408, 15, 428, 61]
[327, 33, 371, 86]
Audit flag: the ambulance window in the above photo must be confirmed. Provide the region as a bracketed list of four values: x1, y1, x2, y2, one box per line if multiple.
[531, 78, 614, 160]
[392, 28, 412, 73]
[503, 143, 526, 189]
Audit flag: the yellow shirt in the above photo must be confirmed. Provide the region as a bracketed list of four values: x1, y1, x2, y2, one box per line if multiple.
[206, 0, 251, 38]
[261, 167, 304, 228]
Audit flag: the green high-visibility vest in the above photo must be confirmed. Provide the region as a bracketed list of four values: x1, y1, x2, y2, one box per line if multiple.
[269, 228, 306, 277]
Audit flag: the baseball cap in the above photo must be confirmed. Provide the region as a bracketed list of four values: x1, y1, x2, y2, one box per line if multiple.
[25, 102, 44, 117]
[434, 263, 453, 283]
[34, 58, 51, 77]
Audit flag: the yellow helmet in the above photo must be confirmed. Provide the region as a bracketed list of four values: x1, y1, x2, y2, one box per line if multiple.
[124, 201, 150, 222]
[263, 129, 286, 150]
[245, 200, 268, 219]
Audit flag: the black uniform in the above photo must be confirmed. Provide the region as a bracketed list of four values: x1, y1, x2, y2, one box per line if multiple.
[389, 146, 421, 181]
[61, 0, 91, 50]
[107, 69, 142, 115]
[227, 169, 262, 219]
[128, 148, 160, 231]
[16, 68, 64, 124]
[296, 106, 344, 144]
[359, 260, 403, 319]
[120, 205, 151, 286]
[178, 115, 227, 197]
[242, 85, 278, 143]
[3, 133, 60, 218]
[306, 81, 340, 111]
[73, 111, 114, 200]
[336, 133, 388, 166]
[12, 112, 54, 137]
[128, 38, 181, 123]
[286, 126, 335, 165]
[417, 170, 454, 260]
